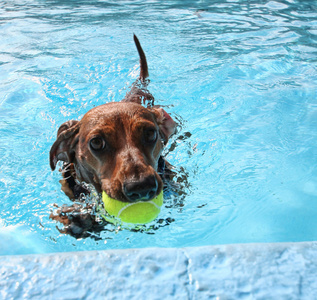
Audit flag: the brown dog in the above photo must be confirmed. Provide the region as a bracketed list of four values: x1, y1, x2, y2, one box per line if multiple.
[50, 35, 176, 209]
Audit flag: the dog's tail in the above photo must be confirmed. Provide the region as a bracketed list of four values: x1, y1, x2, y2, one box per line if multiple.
[134, 34, 149, 82]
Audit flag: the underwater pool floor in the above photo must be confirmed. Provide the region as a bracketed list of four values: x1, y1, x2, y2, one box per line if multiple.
[1, 242, 317, 299]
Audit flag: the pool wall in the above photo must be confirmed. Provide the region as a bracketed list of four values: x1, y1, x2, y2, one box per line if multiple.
[1, 242, 317, 299]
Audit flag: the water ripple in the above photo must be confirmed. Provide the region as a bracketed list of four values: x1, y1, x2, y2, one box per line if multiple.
[0, 0, 317, 254]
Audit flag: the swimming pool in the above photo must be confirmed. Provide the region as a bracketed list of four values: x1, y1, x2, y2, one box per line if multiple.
[0, 0, 316, 256]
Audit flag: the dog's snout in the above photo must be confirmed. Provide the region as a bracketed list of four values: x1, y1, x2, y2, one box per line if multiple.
[123, 175, 158, 202]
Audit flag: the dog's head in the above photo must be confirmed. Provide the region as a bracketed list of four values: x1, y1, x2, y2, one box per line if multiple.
[50, 102, 176, 202]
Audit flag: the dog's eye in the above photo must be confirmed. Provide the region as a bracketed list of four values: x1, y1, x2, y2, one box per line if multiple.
[90, 137, 106, 151]
[144, 128, 158, 144]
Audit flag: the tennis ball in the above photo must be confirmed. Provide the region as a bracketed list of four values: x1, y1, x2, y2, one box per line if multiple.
[102, 191, 163, 224]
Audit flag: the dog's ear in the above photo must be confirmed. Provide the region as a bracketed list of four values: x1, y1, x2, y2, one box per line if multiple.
[151, 107, 176, 145]
[50, 120, 80, 171]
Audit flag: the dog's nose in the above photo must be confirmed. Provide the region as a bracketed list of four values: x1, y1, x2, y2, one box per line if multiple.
[123, 176, 158, 202]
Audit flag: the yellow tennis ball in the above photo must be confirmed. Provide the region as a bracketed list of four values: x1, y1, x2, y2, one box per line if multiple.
[102, 191, 163, 224]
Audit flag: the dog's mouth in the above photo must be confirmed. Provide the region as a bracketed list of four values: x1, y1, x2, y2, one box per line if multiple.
[122, 176, 158, 202]
[102, 185, 160, 204]
[100, 171, 163, 203]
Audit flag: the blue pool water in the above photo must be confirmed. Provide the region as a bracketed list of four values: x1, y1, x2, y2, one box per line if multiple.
[0, 0, 316, 255]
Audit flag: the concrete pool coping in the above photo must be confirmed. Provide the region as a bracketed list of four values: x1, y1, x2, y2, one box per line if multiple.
[1, 242, 317, 299]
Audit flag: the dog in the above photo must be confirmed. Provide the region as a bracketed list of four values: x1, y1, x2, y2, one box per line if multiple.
[50, 35, 177, 237]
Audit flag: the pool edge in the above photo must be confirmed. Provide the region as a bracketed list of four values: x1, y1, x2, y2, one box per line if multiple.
[1, 241, 317, 298]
